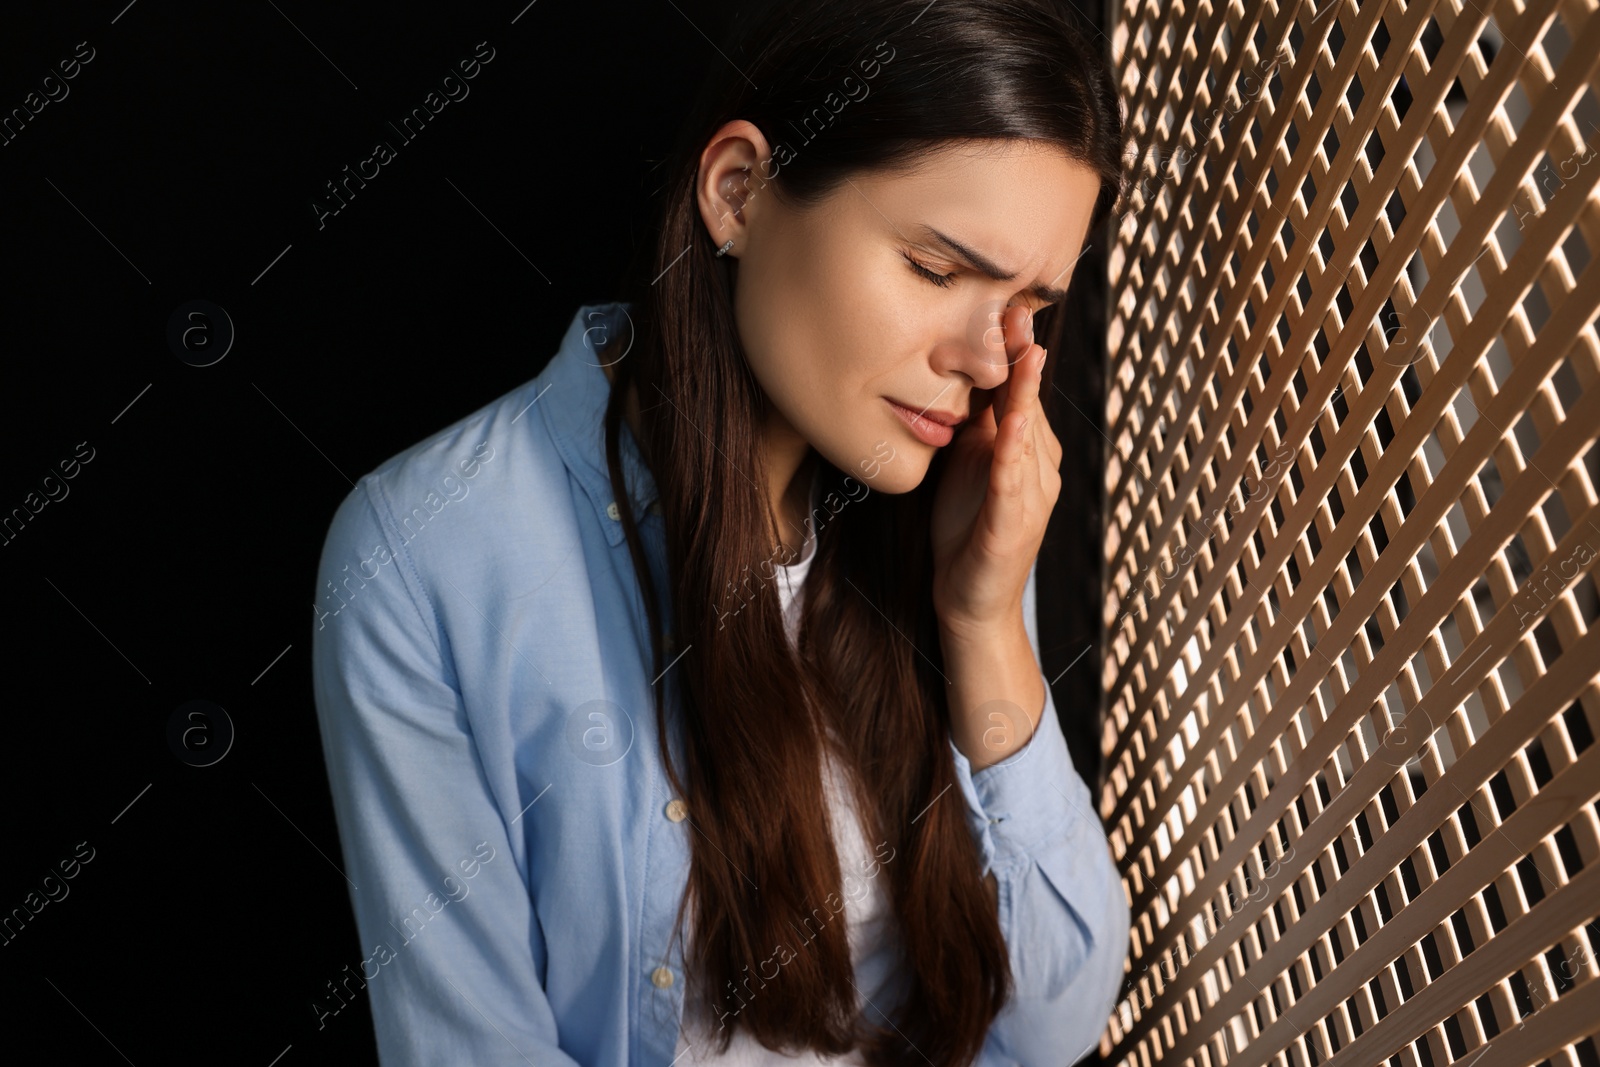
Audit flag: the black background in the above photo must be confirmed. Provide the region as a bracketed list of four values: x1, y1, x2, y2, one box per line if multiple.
[0, 1, 1112, 1063]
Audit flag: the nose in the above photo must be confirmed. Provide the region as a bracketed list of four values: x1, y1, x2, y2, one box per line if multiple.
[933, 298, 1022, 392]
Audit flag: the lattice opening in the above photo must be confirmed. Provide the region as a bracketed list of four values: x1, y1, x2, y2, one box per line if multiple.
[1099, 0, 1600, 1064]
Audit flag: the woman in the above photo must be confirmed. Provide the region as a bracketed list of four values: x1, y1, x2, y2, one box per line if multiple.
[310, 0, 1130, 1064]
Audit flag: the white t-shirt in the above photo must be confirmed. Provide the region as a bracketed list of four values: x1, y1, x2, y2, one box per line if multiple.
[673, 469, 905, 1064]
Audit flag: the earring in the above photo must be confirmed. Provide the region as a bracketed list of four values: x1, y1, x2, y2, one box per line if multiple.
[714, 239, 734, 257]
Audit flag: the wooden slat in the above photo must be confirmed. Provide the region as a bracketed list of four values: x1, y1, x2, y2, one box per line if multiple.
[1098, 0, 1600, 1064]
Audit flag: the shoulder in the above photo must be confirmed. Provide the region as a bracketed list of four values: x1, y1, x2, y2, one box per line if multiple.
[313, 303, 624, 637]
[314, 346, 593, 648]
[324, 373, 563, 560]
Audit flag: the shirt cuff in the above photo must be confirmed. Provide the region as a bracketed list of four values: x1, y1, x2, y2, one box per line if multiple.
[947, 674, 1093, 877]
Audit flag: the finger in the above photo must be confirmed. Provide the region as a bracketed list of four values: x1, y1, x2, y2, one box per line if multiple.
[1031, 349, 1061, 469]
[1033, 404, 1061, 473]
[1042, 420, 1063, 470]
[970, 398, 998, 443]
[992, 306, 1033, 429]
[986, 408, 1034, 547]
[1003, 342, 1045, 438]
[1025, 348, 1061, 484]
[1022, 398, 1055, 499]
[1037, 416, 1062, 504]
[1005, 304, 1034, 369]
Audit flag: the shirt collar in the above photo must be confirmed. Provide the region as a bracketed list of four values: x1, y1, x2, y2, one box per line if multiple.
[538, 301, 659, 547]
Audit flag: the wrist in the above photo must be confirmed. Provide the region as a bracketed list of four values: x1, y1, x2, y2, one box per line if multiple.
[938, 612, 1043, 772]
[936, 601, 1026, 648]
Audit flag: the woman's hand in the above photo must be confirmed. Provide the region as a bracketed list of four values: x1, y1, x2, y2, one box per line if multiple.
[930, 304, 1064, 638]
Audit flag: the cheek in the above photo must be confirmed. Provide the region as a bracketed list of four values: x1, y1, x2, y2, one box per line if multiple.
[728, 215, 933, 489]
[737, 256, 900, 420]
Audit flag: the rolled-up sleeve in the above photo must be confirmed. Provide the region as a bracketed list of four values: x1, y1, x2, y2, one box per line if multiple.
[310, 478, 584, 1067]
[946, 557, 1131, 1065]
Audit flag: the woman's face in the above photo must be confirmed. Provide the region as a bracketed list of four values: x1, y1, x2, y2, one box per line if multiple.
[697, 124, 1102, 495]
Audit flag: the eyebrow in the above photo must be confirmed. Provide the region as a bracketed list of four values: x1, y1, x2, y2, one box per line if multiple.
[919, 226, 1077, 304]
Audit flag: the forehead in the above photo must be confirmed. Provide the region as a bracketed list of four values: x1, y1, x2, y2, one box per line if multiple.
[845, 139, 1101, 264]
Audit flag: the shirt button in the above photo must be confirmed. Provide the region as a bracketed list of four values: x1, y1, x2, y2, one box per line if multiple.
[665, 799, 688, 822]
[606, 501, 621, 521]
[651, 965, 675, 988]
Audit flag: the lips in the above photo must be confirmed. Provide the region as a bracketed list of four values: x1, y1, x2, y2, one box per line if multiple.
[885, 398, 961, 447]
[885, 399, 967, 426]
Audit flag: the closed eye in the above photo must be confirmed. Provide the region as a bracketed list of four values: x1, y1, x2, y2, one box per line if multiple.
[903, 253, 956, 289]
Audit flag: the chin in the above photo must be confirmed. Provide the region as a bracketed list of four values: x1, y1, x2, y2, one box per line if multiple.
[856, 454, 926, 496]
[815, 434, 914, 495]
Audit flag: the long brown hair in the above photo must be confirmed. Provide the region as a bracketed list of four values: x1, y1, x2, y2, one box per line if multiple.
[600, 1, 1125, 1062]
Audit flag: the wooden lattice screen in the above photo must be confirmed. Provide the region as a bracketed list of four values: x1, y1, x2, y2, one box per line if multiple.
[1095, 0, 1600, 1064]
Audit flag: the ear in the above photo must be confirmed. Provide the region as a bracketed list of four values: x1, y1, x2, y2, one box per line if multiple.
[695, 119, 775, 258]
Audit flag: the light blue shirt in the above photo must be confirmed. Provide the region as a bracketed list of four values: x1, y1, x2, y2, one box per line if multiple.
[310, 300, 1130, 1066]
